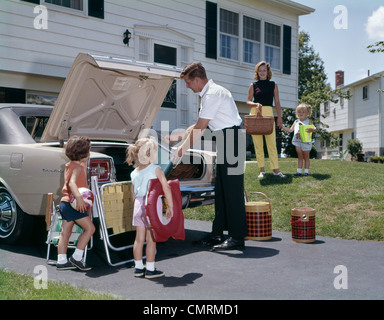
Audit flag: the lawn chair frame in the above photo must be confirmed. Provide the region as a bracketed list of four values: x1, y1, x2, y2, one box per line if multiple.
[91, 176, 137, 267]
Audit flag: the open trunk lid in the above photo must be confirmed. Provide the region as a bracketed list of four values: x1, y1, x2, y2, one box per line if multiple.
[41, 53, 181, 143]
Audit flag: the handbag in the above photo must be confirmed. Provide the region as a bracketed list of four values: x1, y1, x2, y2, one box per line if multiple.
[244, 112, 274, 135]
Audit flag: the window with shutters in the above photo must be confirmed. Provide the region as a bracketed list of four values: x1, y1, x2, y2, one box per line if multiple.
[27, 0, 105, 18]
[44, 0, 83, 11]
[243, 16, 261, 64]
[264, 22, 281, 70]
[219, 9, 239, 60]
[206, 2, 291, 74]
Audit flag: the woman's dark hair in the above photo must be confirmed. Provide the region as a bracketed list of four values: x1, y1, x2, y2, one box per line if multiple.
[65, 136, 91, 161]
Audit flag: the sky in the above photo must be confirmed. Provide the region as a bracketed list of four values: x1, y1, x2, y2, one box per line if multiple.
[296, 0, 384, 88]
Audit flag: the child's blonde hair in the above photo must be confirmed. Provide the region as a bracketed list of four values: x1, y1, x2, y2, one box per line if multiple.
[296, 103, 312, 118]
[126, 137, 158, 167]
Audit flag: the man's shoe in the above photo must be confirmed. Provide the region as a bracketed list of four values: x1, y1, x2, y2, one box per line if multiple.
[145, 269, 165, 279]
[134, 268, 145, 278]
[69, 256, 92, 271]
[211, 237, 245, 251]
[193, 234, 224, 246]
[57, 261, 76, 271]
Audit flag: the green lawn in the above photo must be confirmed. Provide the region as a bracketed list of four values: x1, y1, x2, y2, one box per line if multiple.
[0, 269, 120, 300]
[2, 158, 383, 300]
[184, 158, 384, 242]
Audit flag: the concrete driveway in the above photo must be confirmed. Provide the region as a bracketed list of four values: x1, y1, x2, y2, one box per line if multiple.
[1, 219, 383, 301]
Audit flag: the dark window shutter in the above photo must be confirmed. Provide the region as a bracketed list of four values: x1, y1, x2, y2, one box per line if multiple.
[89, 0, 104, 19]
[21, 0, 40, 4]
[0, 87, 26, 103]
[283, 25, 291, 75]
[206, 1, 217, 59]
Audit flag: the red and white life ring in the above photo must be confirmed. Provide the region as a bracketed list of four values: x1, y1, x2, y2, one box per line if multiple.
[145, 178, 185, 242]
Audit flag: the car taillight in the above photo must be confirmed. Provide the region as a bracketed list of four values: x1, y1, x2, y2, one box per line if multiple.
[88, 158, 115, 184]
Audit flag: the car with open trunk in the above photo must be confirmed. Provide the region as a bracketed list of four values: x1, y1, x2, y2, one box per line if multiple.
[0, 53, 215, 244]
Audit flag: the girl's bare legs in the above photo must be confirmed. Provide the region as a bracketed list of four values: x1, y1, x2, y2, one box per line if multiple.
[295, 147, 311, 176]
[74, 215, 95, 251]
[145, 228, 156, 263]
[296, 146, 304, 170]
[133, 226, 146, 261]
[144, 228, 164, 278]
[58, 220, 75, 255]
[303, 150, 310, 170]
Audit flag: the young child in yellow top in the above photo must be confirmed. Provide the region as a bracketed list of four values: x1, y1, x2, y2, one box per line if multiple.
[282, 103, 316, 177]
[126, 137, 173, 279]
[57, 136, 95, 271]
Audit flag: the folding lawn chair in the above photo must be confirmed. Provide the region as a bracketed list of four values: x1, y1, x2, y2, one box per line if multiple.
[92, 176, 136, 267]
[45, 193, 90, 265]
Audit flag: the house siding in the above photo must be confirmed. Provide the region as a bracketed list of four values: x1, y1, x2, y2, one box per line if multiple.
[1, 0, 313, 131]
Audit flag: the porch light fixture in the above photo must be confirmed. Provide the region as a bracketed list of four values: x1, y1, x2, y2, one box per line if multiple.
[123, 29, 131, 46]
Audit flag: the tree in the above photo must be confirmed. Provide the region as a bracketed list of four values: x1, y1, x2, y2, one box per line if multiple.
[367, 42, 384, 93]
[347, 139, 363, 161]
[282, 31, 351, 157]
[367, 41, 384, 53]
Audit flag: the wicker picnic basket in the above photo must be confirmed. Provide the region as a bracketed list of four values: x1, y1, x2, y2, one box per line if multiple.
[244, 113, 274, 135]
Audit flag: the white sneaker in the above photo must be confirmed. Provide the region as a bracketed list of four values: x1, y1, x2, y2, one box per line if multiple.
[272, 171, 286, 178]
[258, 171, 266, 179]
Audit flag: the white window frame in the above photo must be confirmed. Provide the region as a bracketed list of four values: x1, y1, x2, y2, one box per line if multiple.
[324, 102, 330, 116]
[138, 38, 150, 62]
[43, 0, 87, 16]
[180, 47, 189, 126]
[243, 16, 261, 65]
[217, 6, 282, 72]
[219, 8, 239, 61]
[264, 22, 281, 70]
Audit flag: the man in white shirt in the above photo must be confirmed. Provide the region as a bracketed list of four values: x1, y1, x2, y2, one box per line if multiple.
[171, 62, 247, 251]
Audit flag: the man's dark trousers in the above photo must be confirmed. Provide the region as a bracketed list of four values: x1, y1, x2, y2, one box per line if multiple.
[211, 126, 247, 239]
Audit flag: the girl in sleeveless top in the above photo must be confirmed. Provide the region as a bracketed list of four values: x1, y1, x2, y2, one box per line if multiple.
[126, 138, 173, 279]
[282, 103, 316, 176]
[246, 61, 286, 179]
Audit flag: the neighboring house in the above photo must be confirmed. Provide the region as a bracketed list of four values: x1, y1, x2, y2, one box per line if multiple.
[319, 70, 384, 159]
[1, 0, 313, 132]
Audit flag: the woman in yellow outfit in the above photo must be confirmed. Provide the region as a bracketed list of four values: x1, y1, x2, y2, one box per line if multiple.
[246, 61, 285, 179]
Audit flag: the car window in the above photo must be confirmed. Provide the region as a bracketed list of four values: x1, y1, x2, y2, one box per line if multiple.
[19, 116, 50, 142]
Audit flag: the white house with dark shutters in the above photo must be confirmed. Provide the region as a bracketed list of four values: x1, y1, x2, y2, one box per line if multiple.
[319, 70, 384, 159]
[1, 0, 314, 132]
